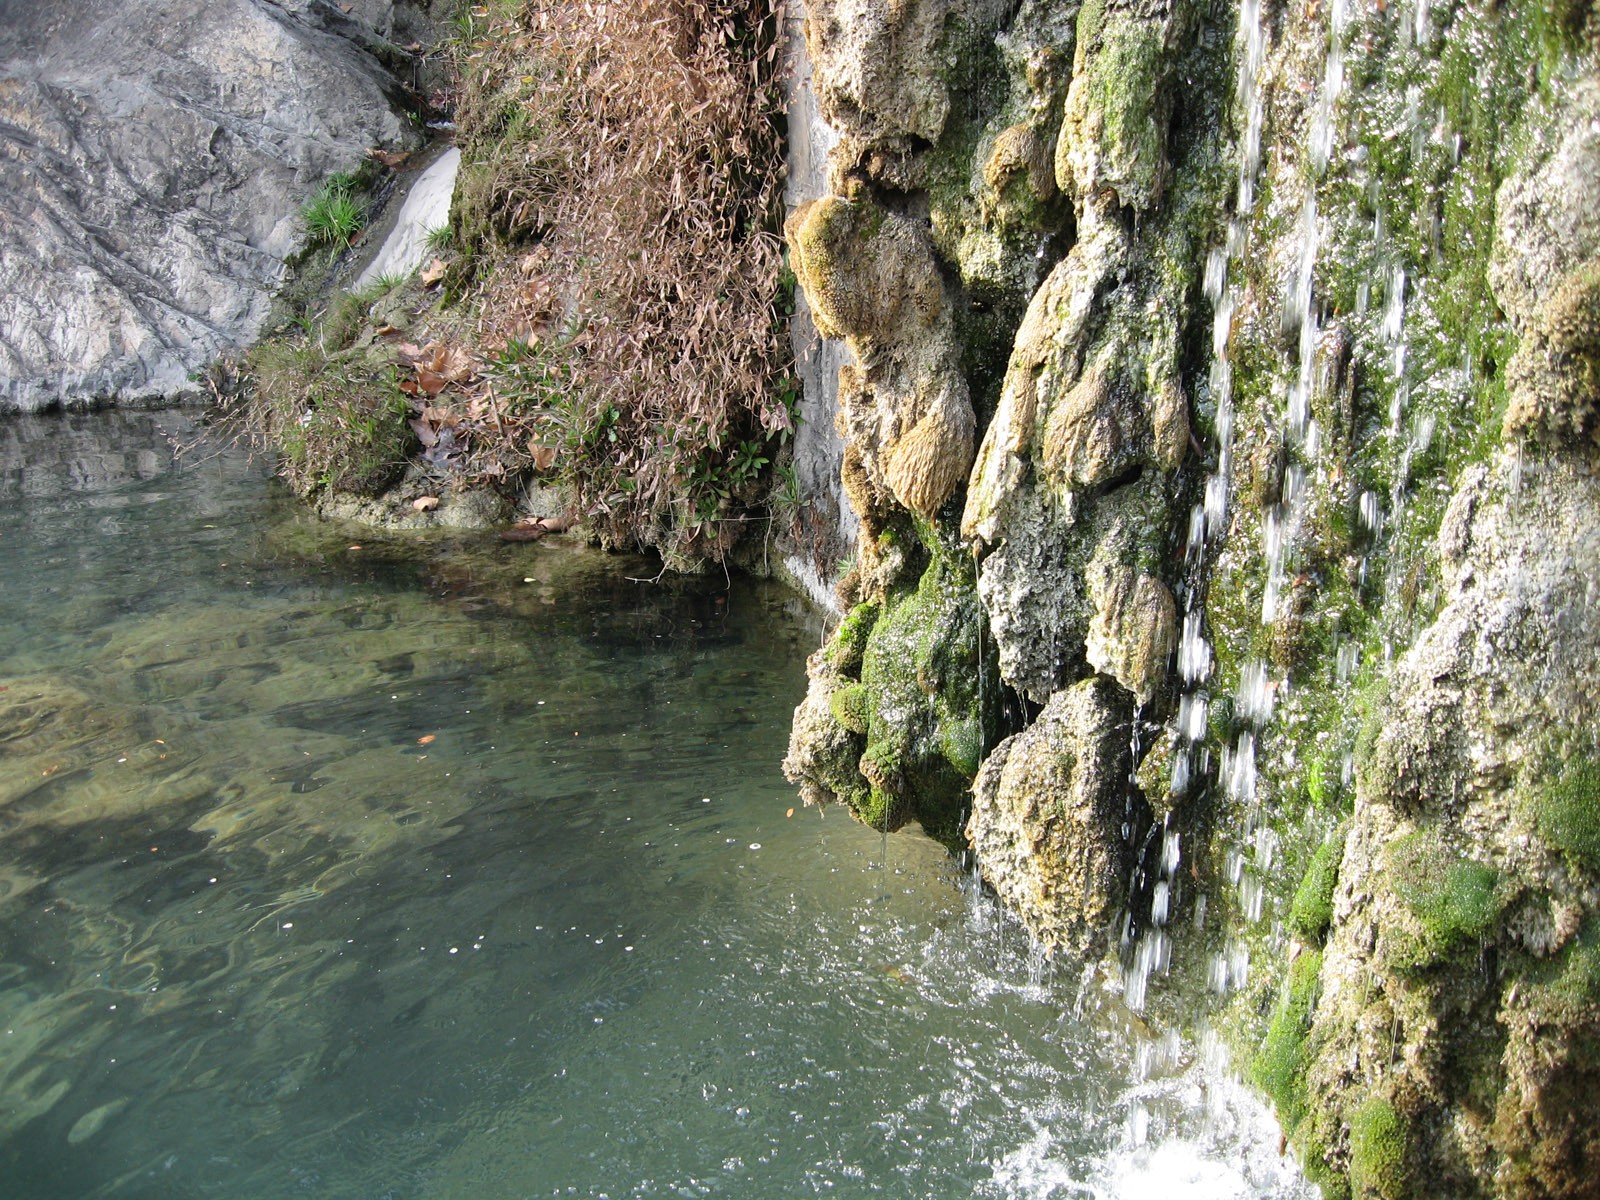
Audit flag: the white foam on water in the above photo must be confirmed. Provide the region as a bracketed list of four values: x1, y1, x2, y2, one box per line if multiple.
[984, 1058, 1317, 1200]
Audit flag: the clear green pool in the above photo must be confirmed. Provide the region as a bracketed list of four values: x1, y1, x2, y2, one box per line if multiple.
[0, 412, 1308, 1199]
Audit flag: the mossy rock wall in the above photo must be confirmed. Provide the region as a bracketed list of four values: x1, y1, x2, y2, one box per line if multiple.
[784, 1, 1600, 1195]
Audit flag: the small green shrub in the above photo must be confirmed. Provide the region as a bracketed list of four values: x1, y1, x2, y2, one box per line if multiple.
[301, 176, 364, 250]
[1290, 834, 1344, 943]
[1532, 757, 1600, 873]
[1349, 1096, 1408, 1200]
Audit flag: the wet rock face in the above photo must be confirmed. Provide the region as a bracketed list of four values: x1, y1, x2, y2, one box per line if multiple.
[1300, 460, 1600, 1200]
[784, 2, 1600, 1185]
[1286, 64, 1600, 1199]
[786, 193, 977, 527]
[966, 678, 1146, 955]
[0, 0, 440, 410]
[783, 0, 1214, 862]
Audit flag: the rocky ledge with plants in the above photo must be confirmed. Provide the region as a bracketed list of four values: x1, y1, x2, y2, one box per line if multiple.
[227, 0, 803, 572]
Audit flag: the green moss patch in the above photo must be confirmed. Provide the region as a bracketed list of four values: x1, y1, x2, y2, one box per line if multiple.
[828, 685, 869, 735]
[826, 603, 881, 677]
[1290, 833, 1344, 943]
[1530, 756, 1600, 873]
[1252, 948, 1323, 1134]
[249, 341, 415, 498]
[1349, 1096, 1408, 1200]
[1386, 831, 1502, 968]
[851, 552, 999, 845]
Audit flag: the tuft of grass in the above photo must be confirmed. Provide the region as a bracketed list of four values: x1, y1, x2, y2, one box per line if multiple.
[301, 176, 364, 250]
[423, 223, 455, 253]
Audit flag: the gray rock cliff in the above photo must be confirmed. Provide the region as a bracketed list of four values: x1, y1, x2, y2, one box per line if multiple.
[0, 0, 438, 410]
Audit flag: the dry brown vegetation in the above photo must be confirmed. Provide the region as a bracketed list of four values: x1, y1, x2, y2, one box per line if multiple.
[450, 0, 794, 568]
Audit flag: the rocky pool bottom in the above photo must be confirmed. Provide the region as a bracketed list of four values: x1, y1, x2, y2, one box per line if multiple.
[0, 412, 1309, 1199]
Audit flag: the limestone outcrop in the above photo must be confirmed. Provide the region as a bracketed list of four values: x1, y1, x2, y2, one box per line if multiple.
[967, 678, 1146, 953]
[782, 1, 1600, 1195]
[0, 0, 441, 410]
[784, 0, 1214, 961]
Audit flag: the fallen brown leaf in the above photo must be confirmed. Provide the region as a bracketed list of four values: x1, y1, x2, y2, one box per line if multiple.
[420, 258, 448, 287]
[417, 734, 436, 745]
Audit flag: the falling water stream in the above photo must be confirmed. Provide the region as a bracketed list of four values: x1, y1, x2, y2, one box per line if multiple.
[0, 413, 1312, 1198]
